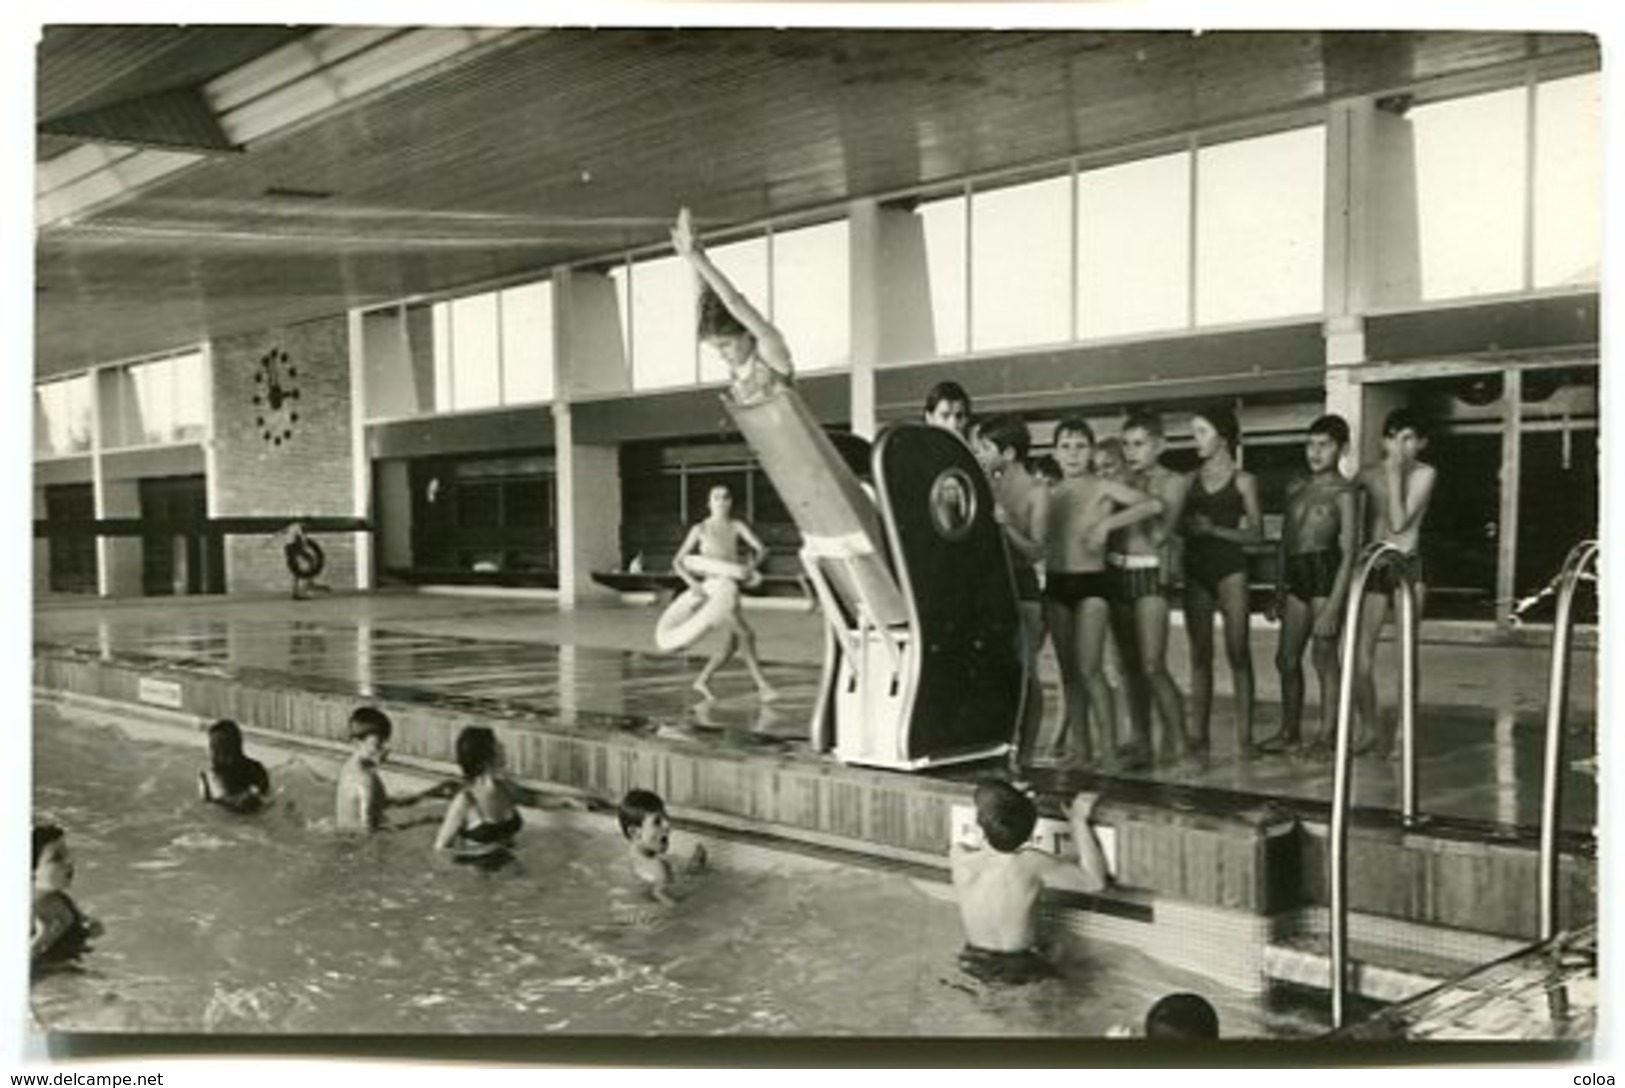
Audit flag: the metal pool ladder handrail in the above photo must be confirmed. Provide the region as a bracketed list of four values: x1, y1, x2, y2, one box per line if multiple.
[1328, 540, 1422, 1029]
[1539, 539, 1599, 942]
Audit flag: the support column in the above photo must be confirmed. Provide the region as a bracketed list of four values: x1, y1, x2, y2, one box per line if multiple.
[849, 198, 935, 438]
[1495, 368, 1523, 629]
[100, 478, 143, 596]
[552, 266, 630, 609]
[1323, 97, 1423, 453]
[553, 404, 621, 610]
[348, 310, 374, 589]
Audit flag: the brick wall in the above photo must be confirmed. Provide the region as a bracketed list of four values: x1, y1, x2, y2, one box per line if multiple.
[212, 315, 358, 593]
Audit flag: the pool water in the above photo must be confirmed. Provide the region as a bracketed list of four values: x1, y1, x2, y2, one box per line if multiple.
[31, 705, 1325, 1037]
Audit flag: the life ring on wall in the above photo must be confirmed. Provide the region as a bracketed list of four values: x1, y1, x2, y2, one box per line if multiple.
[285, 537, 326, 579]
[653, 556, 752, 652]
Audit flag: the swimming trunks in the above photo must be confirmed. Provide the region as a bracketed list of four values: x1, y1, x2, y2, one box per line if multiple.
[457, 788, 524, 846]
[1108, 554, 1164, 602]
[1012, 564, 1042, 603]
[1363, 550, 1425, 597]
[1042, 570, 1114, 608]
[958, 945, 1056, 986]
[1183, 471, 1249, 597]
[1285, 548, 1342, 604]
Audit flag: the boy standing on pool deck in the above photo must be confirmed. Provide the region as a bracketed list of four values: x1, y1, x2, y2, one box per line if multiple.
[1042, 418, 1162, 767]
[1266, 414, 1357, 757]
[335, 707, 452, 830]
[1112, 410, 1193, 769]
[950, 782, 1110, 984]
[971, 413, 1049, 769]
[672, 484, 777, 702]
[1353, 408, 1438, 759]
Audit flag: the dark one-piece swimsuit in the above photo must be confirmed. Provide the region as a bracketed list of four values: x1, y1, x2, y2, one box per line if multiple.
[1184, 471, 1248, 596]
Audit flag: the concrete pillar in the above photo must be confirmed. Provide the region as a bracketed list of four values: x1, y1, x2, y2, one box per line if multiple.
[554, 268, 630, 400]
[348, 309, 374, 589]
[1323, 97, 1423, 457]
[552, 266, 630, 609]
[32, 486, 49, 597]
[360, 306, 419, 420]
[552, 403, 621, 609]
[849, 198, 935, 437]
[100, 478, 143, 596]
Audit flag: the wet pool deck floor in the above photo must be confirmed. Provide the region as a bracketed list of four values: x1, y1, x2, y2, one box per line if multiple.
[32, 588, 1599, 835]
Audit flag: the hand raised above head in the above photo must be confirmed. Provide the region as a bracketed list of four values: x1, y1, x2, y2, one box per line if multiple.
[671, 207, 698, 257]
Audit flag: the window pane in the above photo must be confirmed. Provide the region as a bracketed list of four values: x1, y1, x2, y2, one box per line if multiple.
[630, 255, 697, 390]
[35, 376, 93, 456]
[130, 360, 176, 444]
[920, 194, 968, 356]
[500, 282, 554, 404]
[450, 293, 501, 410]
[171, 352, 207, 441]
[1534, 73, 1602, 289]
[1411, 88, 1527, 299]
[772, 220, 849, 372]
[700, 237, 769, 383]
[1196, 126, 1325, 324]
[432, 301, 453, 411]
[971, 174, 1071, 351]
[1079, 151, 1191, 337]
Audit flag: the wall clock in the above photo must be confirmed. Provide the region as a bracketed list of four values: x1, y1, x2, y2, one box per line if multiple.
[252, 346, 302, 446]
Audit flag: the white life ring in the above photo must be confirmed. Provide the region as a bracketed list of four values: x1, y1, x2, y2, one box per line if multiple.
[678, 554, 763, 587]
[655, 578, 742, 652]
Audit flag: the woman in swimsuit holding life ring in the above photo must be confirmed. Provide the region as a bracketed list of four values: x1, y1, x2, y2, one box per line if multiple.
[660, 484, 777, 702]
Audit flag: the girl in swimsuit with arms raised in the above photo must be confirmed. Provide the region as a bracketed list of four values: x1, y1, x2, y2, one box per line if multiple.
[670, 207, 795, 406]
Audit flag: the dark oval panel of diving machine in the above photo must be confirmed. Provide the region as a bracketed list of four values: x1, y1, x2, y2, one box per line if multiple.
[726, 387, 1022, 770]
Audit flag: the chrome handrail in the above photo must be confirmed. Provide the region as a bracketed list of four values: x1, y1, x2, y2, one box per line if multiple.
[1539, 539, 1599, 941]
[1328, 540, 1422, 1029]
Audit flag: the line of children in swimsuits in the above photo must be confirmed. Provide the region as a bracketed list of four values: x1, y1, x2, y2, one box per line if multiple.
[923, 380, 1437, 774]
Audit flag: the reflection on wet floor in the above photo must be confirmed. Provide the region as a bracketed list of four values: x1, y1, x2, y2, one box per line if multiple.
[35, 601, 1597, 835]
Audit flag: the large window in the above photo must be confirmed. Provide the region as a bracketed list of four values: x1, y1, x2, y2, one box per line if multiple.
[103, 351, 207, 448]
[972, 175, 1072, 351]
[1533, 73, 1602, 289]
[630, 254, 697, 390]
[35, 375, 94, 456]
[772, 219, 849, 373]
[1410, 88, 1528, 300]
[1195, 126, 1325, 324]
[920, 192, 968, 356]
[1078, 151, 1192, 338]
[431, 280, 555, 411]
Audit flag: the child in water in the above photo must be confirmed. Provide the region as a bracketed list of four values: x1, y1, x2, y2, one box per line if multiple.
[950, 782, 1110, 985]
[434, 726, 523, 860]
[32, 823, 103, 971]
[617, 789, 708, 907]
[198, 718, 271, 813]
[334, 706, 454, 831]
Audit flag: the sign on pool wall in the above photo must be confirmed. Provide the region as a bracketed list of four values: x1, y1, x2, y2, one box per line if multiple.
[137, 676, 184, 709]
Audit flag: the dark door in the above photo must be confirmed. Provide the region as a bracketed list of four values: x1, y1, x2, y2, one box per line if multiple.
[44, 484, 97, 594]
[139, 475, 222, 595]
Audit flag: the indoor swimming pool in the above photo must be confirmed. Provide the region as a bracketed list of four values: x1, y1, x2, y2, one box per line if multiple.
[30, 705, 1327, 1038]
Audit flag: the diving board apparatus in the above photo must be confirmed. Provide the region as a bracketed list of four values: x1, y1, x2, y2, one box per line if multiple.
[725, 388, 1022, 770]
